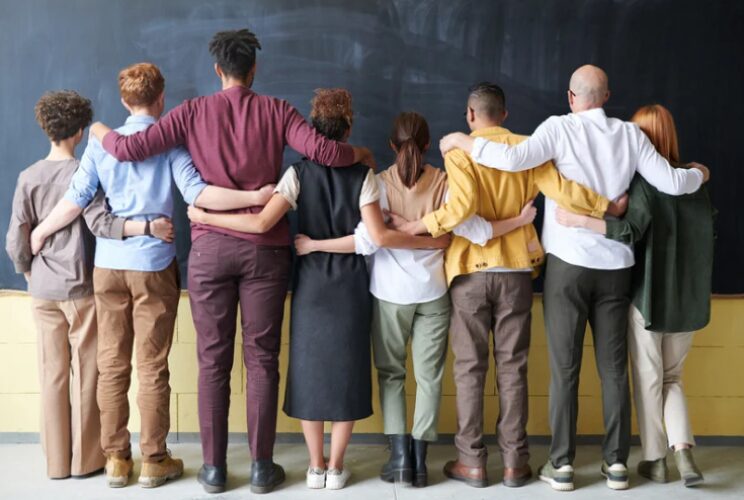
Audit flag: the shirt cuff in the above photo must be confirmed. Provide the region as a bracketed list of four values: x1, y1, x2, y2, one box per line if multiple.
[591, 196, 610, 219]
[182, 183, 208, 206]
[604, 220, 625, 241]
[63, 189, 92, 209]
[109, 217, 126, 240]
[14, 261, 31, 274]
[353, 223, 378, 256]
[422, 212, 445, 238]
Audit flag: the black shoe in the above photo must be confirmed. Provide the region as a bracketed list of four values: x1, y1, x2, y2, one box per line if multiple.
[380, 434, 413, 484]
[250, 460, 285, 494]
[198, 464, 227, 494]
[411, 439, 428, 487]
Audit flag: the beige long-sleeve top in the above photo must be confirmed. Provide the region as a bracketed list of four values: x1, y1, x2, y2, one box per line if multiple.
[6, 158, 126, 300]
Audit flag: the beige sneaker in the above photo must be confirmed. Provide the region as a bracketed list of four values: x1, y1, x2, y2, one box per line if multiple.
[105, 456, 134, 488]
[138, 455, 184, 488]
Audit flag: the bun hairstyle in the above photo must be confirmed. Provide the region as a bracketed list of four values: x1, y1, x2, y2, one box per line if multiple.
[631, 104, 680, 164]
[309, 88, 353, 141]
[390, 112, 430, 188]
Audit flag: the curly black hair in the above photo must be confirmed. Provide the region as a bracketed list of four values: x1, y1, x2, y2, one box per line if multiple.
[208, 29, 262, 80]
[34, 90, 93, 142]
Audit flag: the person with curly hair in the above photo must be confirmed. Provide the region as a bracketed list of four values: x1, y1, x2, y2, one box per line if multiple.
[88, 29, 376, 494]
[187, 88, 449, 490]
[5, 90, 168, 479]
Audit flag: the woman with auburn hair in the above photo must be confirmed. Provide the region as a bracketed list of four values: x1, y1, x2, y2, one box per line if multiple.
[555, 104, 715, 488]
[295, 111, 534, 487]
[188, 90, 448, 490]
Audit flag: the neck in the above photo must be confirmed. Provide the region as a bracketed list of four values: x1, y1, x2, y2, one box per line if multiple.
[130, 107, 158, 118]
[573, 103, 602, 113]
[472, 120, 502, 132]
[222, 77, 250, 90]
[46, 139, 76, 161]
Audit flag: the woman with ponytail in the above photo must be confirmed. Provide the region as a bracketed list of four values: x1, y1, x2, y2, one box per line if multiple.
[188, 92, 449, 491]
[295, 111, 535, 487]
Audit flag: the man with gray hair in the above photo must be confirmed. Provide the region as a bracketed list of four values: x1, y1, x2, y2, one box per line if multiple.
[439, 64, 708, 492]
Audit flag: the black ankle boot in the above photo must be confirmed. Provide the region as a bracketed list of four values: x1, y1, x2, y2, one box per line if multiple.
[250, 460, 285, 494]
[411, 439, 428, 487]
[380, 434, 413, 484]
[197, 464, 227, 493]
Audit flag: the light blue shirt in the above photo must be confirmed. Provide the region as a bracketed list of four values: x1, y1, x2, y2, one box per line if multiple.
[64, 115, 207, 271]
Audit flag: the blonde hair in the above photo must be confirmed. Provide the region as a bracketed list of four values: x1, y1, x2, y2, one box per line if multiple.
[631, 104, 680, 164]
[118, 62, 164, 107]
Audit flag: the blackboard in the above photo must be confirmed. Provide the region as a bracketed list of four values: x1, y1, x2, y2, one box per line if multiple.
[1, 0, 742, 293]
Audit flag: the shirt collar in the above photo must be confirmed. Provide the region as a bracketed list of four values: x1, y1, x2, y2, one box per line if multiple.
[575, 107, 607, 119]
[470, 126, 510, 137]
[125, 114, 157, 125]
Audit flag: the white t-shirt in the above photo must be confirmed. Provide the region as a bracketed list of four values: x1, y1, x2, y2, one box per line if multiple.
[274, 165, 379, 209]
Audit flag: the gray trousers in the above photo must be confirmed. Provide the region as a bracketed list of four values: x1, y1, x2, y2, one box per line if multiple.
[543, 254, 632, 467]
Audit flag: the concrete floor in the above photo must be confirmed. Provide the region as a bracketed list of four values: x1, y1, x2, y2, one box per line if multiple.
[1, 442, 742, 499]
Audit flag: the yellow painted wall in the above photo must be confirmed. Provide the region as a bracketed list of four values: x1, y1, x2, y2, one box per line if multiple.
[1, 291, 742, 436]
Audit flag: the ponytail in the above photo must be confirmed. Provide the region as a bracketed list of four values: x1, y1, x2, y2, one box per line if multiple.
[390, 112, 430, 189]
[396, 138, 424, 189]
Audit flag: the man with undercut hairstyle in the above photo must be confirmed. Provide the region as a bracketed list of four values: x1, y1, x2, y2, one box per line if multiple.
[440, 65, 709, 492]
[399, 82, 623, 489]
[89, 29, 375, 494]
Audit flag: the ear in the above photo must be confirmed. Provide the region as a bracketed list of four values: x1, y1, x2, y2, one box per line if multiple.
[214, 63, 223, 79]
[468, 107, 476, 122]
[604, 90, 611, 104]
[158, 92, 165, 107]
[120, 97, 132, 114]
[423, 141, 430, 153]
[502, 109, 509, 122]
[389, 140, 398, 153]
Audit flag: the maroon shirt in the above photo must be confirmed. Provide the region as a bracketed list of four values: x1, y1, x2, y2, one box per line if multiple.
[102, 86, 355, 246]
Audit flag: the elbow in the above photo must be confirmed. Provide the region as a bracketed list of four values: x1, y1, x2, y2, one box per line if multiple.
[254, 216, 272, 234]
[369, 229, 387, 247]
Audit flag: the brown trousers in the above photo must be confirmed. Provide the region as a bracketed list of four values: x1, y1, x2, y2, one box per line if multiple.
[32, 295, 105, 478]
[449, 272, 532, 468]
[94, 260, 179, 463]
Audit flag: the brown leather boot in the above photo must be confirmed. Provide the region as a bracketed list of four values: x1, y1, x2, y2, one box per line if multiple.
[443, 460, 488, 488]
[503, 464, 533, 487]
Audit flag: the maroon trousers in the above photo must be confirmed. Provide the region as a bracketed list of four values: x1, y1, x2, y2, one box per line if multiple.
[188, 233, 291, 467]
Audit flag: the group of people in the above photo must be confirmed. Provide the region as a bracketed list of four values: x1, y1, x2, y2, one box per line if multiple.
[6, 27, 715, 495]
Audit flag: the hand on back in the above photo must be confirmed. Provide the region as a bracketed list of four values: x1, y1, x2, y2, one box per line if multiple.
[518, 200, 537, 225]
[688, 162, 710, 183]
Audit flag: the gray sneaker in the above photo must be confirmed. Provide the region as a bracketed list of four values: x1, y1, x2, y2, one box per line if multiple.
[538, 461, 574, 491]
[601, 462, 629, 490]
[674, 449, 704, 487]
[638, 458, 669, 483]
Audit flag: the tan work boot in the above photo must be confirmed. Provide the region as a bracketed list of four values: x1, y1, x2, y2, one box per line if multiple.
[105, 456, 134, 488]
[138, 455, 184, 488]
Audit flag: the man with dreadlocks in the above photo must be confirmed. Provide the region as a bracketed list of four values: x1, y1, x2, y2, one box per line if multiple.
[90, 28, 374, 494]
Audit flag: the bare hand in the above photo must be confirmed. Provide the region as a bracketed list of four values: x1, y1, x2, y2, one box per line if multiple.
[30, 228, 46, 255]
[430, 233, 452, 249]
[23, 272, 31, 283]
[384, 210, 409, 229]
[254, 184, 276, 206]
[187, 205, 208, 224]
[688, 162, 710, 183]
[555, 207, 585, 228]
[89, 122, 112, 143]
[151, 217, 175, 243]
[359, 148, 377, 170]
[606, 193, 629, 218]
[294, 234, 316, 256]
[439, 132, 471, 156]
[518, 200, 537, 225]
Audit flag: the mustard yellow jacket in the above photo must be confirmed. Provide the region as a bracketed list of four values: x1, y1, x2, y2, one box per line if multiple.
[422, 126, 609, 284]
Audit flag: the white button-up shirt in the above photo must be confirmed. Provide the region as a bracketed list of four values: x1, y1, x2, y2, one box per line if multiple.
[470, 108, 704, 270]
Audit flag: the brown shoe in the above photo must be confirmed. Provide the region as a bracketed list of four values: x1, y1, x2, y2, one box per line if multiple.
[503, 464, 533, 487]
[138, 455, 184, 488]
[105, 456, 133, 488]
[443, 459, 488, 488]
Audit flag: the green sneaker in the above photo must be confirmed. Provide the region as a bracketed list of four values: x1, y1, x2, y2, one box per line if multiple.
[601, 462, 629, 490]
[538, 461, 574, 491]
[674, 449, 704, 487]
[638, 458, 669, 483]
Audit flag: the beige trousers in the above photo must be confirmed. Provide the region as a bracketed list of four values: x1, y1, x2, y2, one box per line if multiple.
[628, 306, 696, 461]
[94, 262, 179, 463]
[31, 295, 105, 478]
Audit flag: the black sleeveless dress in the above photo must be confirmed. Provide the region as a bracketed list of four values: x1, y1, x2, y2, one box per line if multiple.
[283, 159, 373, 421]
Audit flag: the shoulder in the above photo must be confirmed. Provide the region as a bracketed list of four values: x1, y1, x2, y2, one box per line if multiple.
[444, 148, 474, 170]
[424, 163, 447, 181]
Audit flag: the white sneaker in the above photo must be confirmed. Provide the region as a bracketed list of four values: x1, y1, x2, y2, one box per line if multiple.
[306, 467, 326, 489]
[601, 462, 629, 490]
[326, 468, 351, 490]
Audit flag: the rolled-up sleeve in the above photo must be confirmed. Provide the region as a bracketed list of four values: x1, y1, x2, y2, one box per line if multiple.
[6, 174, 34, 273]
[169, 146, 207, 205]
[82, 190, 126, 240]
[63, 141, 102, 209]
[273, 166, 300, 210]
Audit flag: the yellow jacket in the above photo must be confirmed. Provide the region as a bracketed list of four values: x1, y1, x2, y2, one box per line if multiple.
[422, 126, 610, 284]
